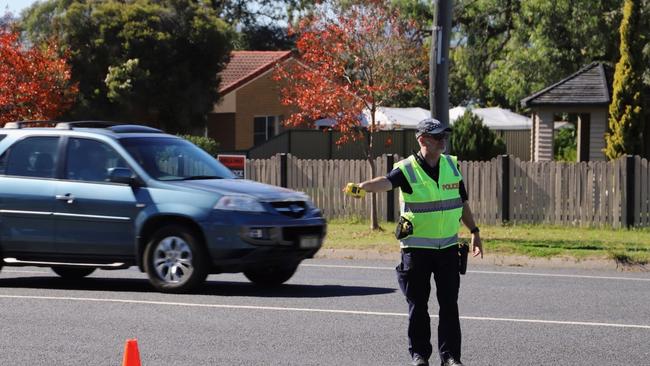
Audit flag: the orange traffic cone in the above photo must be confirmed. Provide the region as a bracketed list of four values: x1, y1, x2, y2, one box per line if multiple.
[122, 339, 142, 366]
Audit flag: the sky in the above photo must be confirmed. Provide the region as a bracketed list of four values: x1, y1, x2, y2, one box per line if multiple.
[2, 0, 39, 16]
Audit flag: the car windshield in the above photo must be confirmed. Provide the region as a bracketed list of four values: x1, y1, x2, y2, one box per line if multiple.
[120, 137, 236, 181]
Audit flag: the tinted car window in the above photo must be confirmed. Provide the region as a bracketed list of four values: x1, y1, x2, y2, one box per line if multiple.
[65, 138, 126, 182]
[120, 137, 235, 180]
[0, 136, 59, 178]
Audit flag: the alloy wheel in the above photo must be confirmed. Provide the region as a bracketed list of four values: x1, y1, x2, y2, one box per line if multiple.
[153, 235, 194, 284]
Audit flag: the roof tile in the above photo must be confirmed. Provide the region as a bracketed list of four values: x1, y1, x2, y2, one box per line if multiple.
[219, 51, 292, 94]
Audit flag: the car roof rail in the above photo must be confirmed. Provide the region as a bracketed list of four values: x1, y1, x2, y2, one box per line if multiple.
[107, 125, 164, 133]
[55, 121, 163, 133]
[55, 121, 122, 130]
[3, 120, 60, 129]
[4, 120, 164, 134]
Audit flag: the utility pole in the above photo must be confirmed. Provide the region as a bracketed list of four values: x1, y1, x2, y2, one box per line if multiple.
[429, 0, 439, 119]
[429, 0, 452, 126]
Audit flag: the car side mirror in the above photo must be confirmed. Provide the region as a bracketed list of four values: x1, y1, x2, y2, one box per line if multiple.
[108, 167, 137, 185]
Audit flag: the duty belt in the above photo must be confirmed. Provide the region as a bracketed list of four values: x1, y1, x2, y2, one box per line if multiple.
[403, 197, 463, 213]
[400, 234, 459, 249]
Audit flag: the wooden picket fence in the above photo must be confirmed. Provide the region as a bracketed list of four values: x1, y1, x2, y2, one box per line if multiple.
[507, 156, 650, 228]
[634, 156, 650, 226]
[458, 158, 502, 225]
[246, 154, 650, 228]
[246, 154, 392, 220]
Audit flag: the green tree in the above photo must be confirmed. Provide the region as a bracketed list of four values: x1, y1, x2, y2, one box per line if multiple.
[450, 0, 622, 110]
[450, 0, 521, 107]
[362, 0, 625, 110]
[208, 0, 316, 28]
[553, 127, 577, 162]
[640, 0, 650, 158]
[644, 0, 650, 88]
[449, 111, 506, 161]
[19, 0, 233, 133]
[605, 0, 645, 159]
[210, 0, 319, 51]
[233, 24, 295, 51]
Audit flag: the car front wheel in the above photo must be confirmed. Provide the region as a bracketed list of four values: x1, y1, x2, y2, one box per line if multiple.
[244, 264, 298, 286]
[143, 225, 208, 293]
[51, 266, 95, 279]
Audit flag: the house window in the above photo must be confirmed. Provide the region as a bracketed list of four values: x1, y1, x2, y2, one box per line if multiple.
[253, 116, 280, 146]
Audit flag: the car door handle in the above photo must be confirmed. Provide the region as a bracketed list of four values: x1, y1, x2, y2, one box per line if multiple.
[55, 194, 75, 204]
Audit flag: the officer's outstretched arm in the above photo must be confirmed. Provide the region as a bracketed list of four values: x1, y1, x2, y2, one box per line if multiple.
[344, 177, 392, 199]
[359, 177, 392, 192]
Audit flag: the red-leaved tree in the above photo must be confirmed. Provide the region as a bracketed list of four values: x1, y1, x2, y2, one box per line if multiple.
[274, 1, 424, 229]
[0, 27, 78, 124]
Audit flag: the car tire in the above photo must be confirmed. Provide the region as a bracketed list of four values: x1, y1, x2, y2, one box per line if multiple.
[244, 264, 298, 286]
[143, 225, 208, 293]
[51, 266, 95, 279]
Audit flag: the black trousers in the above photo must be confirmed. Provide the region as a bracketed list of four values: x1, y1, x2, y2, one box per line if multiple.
[396, 246, 461, 363]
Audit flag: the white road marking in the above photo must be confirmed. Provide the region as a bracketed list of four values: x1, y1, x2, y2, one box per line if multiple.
[303, 263, 395, 270]
[302, 264, 650, 281]
[468, 269, 650, 282]
[2, 269, 50, 274]
[460, 315, 650, 329]
[4, 264, 649, 282]
[1, 294, 649, 330]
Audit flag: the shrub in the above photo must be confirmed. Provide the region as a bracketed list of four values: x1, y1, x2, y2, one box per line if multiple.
[449, 110, 506, 161]
[554, 127, 577, 162]
[178, 135, 220, 156]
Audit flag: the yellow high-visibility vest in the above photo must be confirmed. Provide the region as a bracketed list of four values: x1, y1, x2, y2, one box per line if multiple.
[394, 154, 463, 249]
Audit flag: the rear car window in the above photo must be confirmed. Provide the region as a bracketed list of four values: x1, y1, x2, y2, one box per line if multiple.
[0, 136, 59, 178]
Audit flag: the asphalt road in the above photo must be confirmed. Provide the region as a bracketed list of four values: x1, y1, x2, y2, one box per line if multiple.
[1, 258, 649, 366]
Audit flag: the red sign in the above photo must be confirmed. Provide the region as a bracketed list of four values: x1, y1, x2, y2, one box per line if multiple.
[217, 154, 246, 178]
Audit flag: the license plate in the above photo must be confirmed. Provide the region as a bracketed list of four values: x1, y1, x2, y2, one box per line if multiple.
[299, 236, 320, 249]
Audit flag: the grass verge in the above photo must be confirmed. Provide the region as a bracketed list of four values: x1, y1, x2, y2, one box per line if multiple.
[324, 219, 650, 266]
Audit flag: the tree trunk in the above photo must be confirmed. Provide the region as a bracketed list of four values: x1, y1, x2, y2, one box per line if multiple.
[368, 155, 379, 230]
[366, 129, 379, 230]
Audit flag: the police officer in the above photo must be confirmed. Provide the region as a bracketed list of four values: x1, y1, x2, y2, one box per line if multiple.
[344, 118, 483, 366]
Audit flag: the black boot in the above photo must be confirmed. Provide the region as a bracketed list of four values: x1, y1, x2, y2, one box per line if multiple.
[441, 358, 463, 366]
[411, 354, 429, 366]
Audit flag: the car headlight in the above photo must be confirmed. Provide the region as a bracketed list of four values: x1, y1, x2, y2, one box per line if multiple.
[296, 192, 315, 209]
[214, 195, 265, 212]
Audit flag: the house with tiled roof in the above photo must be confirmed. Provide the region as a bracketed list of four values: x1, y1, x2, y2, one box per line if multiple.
[207, 51, 294, 151]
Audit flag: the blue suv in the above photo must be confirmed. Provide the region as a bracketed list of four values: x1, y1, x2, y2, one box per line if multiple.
[0, 121, 326, 293]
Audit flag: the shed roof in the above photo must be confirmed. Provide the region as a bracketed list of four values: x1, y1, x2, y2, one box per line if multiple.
[450, 106, 531, 130]
[521, 62, 612, 108]
[218, 51, 292, 94]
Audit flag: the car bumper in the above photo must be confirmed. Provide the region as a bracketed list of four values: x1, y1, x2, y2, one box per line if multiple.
[201, 209, 326, 273]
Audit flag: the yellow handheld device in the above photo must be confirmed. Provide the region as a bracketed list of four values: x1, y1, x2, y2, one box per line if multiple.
[344, 183, 366, 198]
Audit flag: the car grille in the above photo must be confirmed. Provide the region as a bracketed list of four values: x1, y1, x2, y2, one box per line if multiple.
[270, 201, 307, 218]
